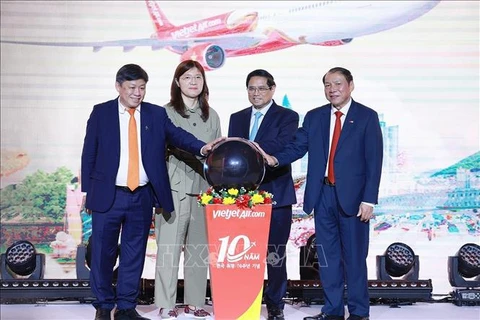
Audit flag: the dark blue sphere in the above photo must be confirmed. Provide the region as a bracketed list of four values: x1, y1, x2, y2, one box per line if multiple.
[204, 137, 265, 191]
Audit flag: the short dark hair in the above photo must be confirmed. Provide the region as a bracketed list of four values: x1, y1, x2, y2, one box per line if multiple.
[322, 67, 353, 84]
[246, 69, 276, 88]
[116, 64, 149, 84]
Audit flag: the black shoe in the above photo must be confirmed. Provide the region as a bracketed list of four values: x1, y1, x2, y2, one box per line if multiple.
[267, 306, 285, 320]
[113, 309, 150, 320]
[304, 313, 344, 320]
[95, 308, 112, 320]
[347, 315, 369, 320]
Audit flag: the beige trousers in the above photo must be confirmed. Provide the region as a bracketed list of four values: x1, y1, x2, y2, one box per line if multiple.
[154, 192, 209, 309]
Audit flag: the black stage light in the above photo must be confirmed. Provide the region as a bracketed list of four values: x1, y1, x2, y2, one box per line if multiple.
[299, 234, 320, 280]
[293, 239, 431, 304]
[448, 243, 480, 306]
[377, 242, 419, 281]
[75, 243, 90, 280]
[448, 243, 480, 287]
[76, 236, 120, 280]
[457, 243, 480, 279]
[285, 279, 433, 305]
[0, 240, 45, 280]
[0, 279, 94, 303]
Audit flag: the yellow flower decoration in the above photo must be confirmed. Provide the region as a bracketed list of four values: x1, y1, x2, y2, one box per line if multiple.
[201, 194, 213, 205]
[222, 197, 236, 205]
[228, 188, 239, 196]
[251, 193, 265, 204]
[197, 187, 276, 209]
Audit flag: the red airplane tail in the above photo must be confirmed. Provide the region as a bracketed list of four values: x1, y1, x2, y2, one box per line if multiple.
[145, 0, 175, 33]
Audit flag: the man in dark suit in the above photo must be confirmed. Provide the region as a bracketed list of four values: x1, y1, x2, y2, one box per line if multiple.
[81, 64, 221, 320]
[228, 69, 299, 320]
[259, 67, 383, 320]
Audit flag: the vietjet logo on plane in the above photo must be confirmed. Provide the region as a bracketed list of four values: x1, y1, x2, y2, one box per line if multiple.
[169, 19, 223, 39]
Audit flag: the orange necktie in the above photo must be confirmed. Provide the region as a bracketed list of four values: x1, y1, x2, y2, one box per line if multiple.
[327, 111, 343, 184]
[127, 108, 139, 191]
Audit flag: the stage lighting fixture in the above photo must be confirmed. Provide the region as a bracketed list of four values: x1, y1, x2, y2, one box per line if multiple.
[0, 279, 94, 303]
[299, 234, 320, 280]
[294, 239, 432, 304]
[376, 242, 419, 281]
[457, 243, 480, 279]
[0, 240, 45, 280]
[76, 236, 120, 280]
[285, 279, 432, 305]
[448, 243, 480, 306]
[75, 243, 90, 280]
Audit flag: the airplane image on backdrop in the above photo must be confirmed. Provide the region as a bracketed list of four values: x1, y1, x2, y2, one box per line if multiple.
[1, 0, 440, 71]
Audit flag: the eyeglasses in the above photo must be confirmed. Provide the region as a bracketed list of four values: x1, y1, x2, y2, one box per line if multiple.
[247, 86, 271, 93]
[179, 75, 204, 82]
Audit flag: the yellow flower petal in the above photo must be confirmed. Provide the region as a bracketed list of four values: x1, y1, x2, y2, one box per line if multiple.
[223, 197, 236, 205]
[201, 195, 213, 205]
[251, 194, 265, 204]
[227, 188, 239, 196]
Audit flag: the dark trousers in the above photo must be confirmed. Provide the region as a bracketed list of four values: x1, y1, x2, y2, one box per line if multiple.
[90, 186, 153, 310]
[314, 185, 370, 317]
[264, 205, 293, 310]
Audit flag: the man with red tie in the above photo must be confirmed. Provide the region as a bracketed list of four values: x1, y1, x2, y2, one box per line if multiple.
[258, 67, 383, 320]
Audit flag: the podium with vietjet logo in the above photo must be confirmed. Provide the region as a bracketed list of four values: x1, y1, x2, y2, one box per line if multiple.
[205, 204, 272, 320]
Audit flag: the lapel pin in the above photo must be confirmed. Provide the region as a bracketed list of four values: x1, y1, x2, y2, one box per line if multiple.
[349, 120, 354, 123]
[145, 126, 149, 130]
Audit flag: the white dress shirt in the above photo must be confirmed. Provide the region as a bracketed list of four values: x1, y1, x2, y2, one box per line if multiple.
[115, 99, 149, 187]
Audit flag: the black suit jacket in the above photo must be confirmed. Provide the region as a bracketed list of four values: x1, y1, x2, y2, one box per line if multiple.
[228, 100, 299, 207]
[275, 100, 383, 215]
[81, 98, 205, 213]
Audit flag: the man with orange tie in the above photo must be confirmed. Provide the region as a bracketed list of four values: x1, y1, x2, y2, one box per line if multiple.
[258, 67, 383, 320]
[81, 64, 221, 320]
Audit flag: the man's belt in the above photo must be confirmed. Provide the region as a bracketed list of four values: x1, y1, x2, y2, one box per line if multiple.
[116, 183, 151, 193]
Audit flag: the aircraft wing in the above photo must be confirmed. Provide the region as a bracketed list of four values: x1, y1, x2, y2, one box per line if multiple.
[1, 32, 266, 53]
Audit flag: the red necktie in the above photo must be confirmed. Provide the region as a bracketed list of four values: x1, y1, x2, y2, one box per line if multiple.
[127, 108, 139, 191]
[327, 111, 343, 184]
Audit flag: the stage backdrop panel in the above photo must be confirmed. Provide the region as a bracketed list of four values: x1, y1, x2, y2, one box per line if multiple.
[0, 1, 478, 295]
